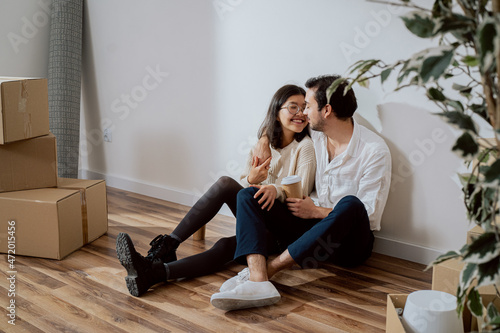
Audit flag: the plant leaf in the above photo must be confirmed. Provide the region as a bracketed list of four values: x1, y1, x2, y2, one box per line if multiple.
[487, 315, 500, 326]
[437, 111, 477, 134]
[426, 250, 461, 270]
[419, 46, 455, 83]
[402, 11, 436, 38]
[469, 102, 489, 122]
[467, 287, 483, 317]
[432, 0, 452, 17]
[347, 59, 380, 76]
[463, 232, 500, 264]
[445, 100, 465, 112]
[477, 254, 500, 287]
[433, 13, 476, 43]
[459, 262, 478, 298]
[458, 172, 477, 187]
[484, 159, 500, 184]
[461, 55, 478, 67]
[426, 87, 446, 101]
[326, 77, 346, 103]
[357, 77, 370, 88]
[487, 302, 500, 324]
[380, 68, 392, 84]
[452, 132, 478, 160]
[477, 18, 498, 74]
[452, 83, 472, 95]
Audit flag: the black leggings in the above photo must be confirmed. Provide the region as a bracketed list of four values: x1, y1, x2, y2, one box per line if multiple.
[165, 176, 243, 280]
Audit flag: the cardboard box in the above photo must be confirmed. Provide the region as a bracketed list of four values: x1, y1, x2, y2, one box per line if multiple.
[0, 77, 49, 144]
[432, 258, 496, 298]
[0, 188, 83, 259]
[0, 133, 58, 193]
[386, 294, 407, 333]
[58, 178, 108, 244]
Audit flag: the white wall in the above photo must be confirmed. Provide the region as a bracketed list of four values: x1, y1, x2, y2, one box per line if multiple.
[0, 0, 51, 77]
[1, 0, 471, 265]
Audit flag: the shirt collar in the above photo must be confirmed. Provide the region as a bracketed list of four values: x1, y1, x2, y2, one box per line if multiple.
[345, 118, 360, 158]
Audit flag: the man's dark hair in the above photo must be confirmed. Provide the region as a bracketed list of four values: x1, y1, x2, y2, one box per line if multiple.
[305, 75, 358, 119]
[258, 84, 309, 149]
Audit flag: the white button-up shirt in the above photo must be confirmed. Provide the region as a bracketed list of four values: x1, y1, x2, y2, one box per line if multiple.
[310, 120, 391, 231]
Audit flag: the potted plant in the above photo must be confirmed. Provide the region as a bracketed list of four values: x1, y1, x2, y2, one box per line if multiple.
[330, 0, 500, 329]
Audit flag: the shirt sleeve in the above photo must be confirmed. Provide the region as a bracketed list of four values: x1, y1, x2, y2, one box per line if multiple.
[356, 151, 392, 231]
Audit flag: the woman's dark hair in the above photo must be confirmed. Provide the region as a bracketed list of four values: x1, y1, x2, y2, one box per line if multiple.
[258, 84, 308, 149]
[305, 74, 357, 119]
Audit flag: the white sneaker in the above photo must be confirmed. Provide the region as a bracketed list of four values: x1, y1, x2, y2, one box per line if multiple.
[219, 268, 250, 292]
[210, 280, 281, 311]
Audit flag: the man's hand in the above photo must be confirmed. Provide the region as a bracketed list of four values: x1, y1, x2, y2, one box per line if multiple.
[286, 196, 325, 219]
[247, 156, 271, 184]
[250, 185, 277, 211]
[252, 136, 272, 167]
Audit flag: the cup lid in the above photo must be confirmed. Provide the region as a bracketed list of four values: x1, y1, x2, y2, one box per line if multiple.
[281, 175, 302, 185]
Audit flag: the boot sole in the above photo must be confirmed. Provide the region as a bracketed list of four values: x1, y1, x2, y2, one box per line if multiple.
[211, 295, 281, 311]
[116, 233, 147, 297]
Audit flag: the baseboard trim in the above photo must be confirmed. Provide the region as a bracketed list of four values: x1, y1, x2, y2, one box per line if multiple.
[80, 169, 443, 265]
[372, 236, 442, 266]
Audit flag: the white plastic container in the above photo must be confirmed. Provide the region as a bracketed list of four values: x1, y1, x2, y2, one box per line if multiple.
[402, 290, 464, 333]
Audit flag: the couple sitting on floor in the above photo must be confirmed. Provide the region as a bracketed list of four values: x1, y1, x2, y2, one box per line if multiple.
[116, 74, 392, 311]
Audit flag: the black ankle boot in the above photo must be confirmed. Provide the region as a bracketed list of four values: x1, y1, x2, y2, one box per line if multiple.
[116, 232, 167, 297]
[145, 234, 179, 263]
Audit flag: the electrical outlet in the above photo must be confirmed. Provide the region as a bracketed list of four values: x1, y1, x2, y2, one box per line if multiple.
[103, 128, 112, 142]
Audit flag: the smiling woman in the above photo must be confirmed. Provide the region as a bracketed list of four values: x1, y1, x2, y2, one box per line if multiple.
[258, 85, 310, 151]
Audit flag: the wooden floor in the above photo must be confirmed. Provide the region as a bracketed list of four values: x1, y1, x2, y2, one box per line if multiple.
[0, 186, 431, 332]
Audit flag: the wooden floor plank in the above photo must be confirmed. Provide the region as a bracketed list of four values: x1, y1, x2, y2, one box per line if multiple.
[0, 186, 432, 332]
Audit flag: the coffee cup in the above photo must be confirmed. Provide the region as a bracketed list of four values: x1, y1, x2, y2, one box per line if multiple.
[281, 175, 302, 199]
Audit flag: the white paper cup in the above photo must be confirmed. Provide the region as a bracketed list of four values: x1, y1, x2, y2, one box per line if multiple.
[281, 175, 302, 199]
[402, 290, 464, 333]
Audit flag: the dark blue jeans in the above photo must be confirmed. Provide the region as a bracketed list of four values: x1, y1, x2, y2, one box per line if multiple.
[233, 187, 374, 268]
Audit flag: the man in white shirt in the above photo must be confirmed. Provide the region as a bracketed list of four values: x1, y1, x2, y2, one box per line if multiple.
[210, 75, 392, 311]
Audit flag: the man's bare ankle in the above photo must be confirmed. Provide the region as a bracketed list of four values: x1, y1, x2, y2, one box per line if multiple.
[249, 272, 268, 282]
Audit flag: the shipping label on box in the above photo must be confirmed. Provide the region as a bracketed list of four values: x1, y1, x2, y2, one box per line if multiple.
[0, 188, 83, 260]
[58, 178, 108, 244]
[0, 133, 58, 193]
[0, 77, 49, 144]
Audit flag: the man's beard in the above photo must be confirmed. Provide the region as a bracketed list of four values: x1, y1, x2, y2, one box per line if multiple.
[310, 117, 325, 132]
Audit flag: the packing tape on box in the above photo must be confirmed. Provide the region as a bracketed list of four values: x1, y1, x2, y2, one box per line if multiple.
[23, 113, 32, 138]
[19, 80, 33, 138]
[18, 80, 28, 113]
[78, 188, 89, 244]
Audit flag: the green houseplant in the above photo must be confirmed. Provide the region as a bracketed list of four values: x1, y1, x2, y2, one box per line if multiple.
[329, 0, 500, 329]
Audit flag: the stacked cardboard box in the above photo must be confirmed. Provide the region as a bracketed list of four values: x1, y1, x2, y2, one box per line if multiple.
[0, 77, 108, 260]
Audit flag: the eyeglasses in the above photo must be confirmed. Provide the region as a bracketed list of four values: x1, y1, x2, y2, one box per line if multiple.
[280, 104, 305, 115]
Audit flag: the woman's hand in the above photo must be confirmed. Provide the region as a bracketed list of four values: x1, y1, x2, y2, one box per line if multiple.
[250, 184, 277, 211]
[247, 156, 271, 184]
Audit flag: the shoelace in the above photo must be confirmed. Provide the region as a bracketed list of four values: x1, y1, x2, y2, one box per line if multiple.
[236, 268, 250, 282]
[147, 235, 165, 257]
